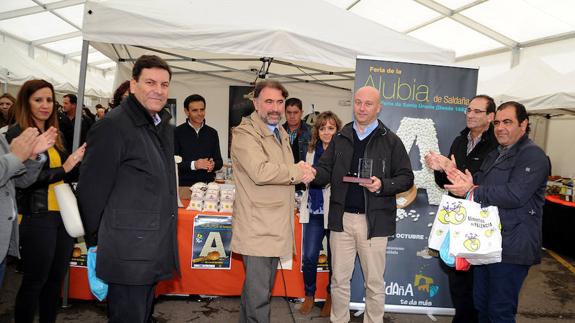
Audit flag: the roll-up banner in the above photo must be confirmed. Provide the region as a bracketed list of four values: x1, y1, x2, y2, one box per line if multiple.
[350, 57, 478, 315]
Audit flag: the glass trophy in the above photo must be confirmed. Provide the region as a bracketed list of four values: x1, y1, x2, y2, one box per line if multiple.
[343, 158, 373, 184]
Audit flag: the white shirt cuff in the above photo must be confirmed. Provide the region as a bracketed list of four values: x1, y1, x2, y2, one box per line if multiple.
[190, 160, 196, 170]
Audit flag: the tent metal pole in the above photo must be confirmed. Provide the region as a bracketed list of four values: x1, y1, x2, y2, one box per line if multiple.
[73, 40, 90, 152]
[61, 39, 89, 309]
[510, 46, 520, 68]
[170, 66, 250, 84]
[134, 46, 258, 78]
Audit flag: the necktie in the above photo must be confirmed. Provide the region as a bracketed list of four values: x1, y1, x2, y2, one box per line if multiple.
[273, 128, 282, 144]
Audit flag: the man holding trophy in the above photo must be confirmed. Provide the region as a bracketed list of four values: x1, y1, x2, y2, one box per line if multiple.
[313, 86, 414, 322]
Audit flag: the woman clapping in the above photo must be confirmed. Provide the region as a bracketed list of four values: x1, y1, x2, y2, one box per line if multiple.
[6, 79, 86, 323]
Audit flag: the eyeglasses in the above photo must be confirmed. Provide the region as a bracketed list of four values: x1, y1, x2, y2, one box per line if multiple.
[465, 108, 487, 114]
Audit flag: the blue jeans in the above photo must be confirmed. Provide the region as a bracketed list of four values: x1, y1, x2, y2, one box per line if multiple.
[302, 214, 330, 296]
[0, 257, 6, 286]
[473, 262, 530, 323]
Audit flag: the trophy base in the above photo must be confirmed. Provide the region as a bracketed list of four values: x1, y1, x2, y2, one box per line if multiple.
[343, 176, 373, 184]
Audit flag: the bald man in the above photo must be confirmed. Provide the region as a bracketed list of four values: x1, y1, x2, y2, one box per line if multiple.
[313, 86, 414, 322]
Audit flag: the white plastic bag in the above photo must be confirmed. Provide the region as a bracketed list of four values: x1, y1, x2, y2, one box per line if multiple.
[54, 183, 85, 238]
[429, 195, 502, 265]
[449, 202, 502, 265]
[428, 195, 460, 250]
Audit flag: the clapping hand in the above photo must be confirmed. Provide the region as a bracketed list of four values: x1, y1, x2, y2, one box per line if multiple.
[63, 143, 87, 173]
[444, 168, 474, 197]
[32, 127, 58, 156]
[424, 151, 456, 173]
[10, 127, 40, 161]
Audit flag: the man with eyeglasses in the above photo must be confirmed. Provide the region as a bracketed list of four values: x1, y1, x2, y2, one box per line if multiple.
[424, 94, 498, 323]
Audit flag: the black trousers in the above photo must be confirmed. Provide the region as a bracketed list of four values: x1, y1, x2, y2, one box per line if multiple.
[14, 213, 74, 323]
[441, 260, 478, 323]
[239, 255, 279, 323]
[107, 283, 156, 323]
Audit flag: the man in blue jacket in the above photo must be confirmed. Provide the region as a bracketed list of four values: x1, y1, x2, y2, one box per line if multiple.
[445, 101, 549, 323]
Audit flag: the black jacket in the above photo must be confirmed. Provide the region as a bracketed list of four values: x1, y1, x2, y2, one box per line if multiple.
[6, 125, 75, 215]
[77, 95, 179, 285]
[174, 120, 223, 186]
[314, 121, 414, 238]
[58, 112, 93, 153]
[434, 124, 498, 189]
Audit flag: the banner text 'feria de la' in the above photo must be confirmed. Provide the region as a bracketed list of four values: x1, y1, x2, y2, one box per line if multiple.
[350, 57, 478, 314]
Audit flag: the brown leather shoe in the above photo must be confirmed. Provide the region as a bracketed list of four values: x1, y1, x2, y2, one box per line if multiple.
[298, 295, 314, 315]
[320, 294, 331, 317]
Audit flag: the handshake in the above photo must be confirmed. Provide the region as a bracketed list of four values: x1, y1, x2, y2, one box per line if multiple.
[297, 161, 316, 184]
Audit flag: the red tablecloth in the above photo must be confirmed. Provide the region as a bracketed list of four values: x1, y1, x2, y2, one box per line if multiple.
[545, 195, 575, 208]
[68, 209, 328, 300]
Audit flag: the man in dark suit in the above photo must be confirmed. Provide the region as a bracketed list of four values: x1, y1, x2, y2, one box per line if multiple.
[174, 94, 223, 192]
[60, 93, 93, 153]
[77, 55, 179, 323]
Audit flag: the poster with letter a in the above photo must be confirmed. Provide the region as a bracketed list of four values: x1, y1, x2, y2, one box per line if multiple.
[191, 215, 233, 269]
[350, 57, 478, 315]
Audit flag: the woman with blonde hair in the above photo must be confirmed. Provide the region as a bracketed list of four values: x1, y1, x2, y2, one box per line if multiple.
[6, 79, 86, 323]
[298, 111, 342, 316]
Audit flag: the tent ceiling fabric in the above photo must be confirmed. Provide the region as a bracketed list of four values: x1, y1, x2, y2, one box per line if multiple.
[6, 0, 570, 64]
[0, 0, 116, 70]
[82, 0, 454, 68]
[92, 42, 358, 91]
[1, 0, 575, 107]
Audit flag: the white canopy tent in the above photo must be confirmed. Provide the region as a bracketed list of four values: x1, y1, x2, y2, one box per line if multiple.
[0, 34, 112, 98]
[0, 0, 117, 98]
[82, 0, 454, 90]
[2, 0, 575, 102]
[478, 58, 575, 116]
[476, 56, 575, 176]
[79, 0, 455, 158]
[2, 0, 574, 175]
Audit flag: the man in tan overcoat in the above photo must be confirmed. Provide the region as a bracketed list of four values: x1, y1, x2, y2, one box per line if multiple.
[231, 79, 315, 323]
